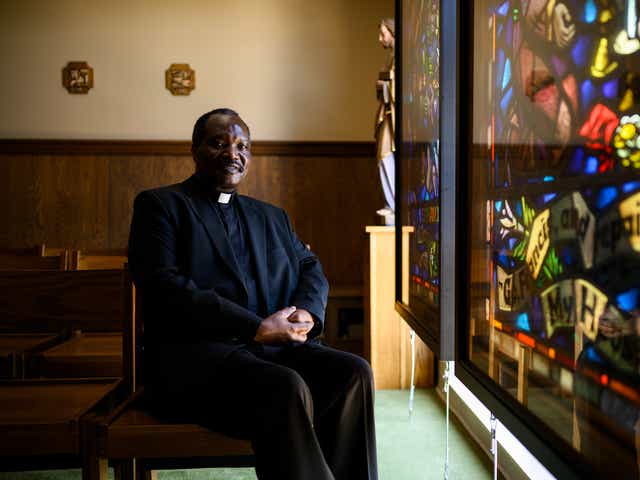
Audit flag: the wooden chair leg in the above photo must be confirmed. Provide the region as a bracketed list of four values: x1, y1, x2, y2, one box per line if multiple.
[82, 416, 110, 480]
[114, 459, 135, 480]
[135, 459, 157, 480]
[83, 456, 109, 480]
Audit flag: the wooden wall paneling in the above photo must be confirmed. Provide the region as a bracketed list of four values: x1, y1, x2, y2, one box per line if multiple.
[0, 140, 380, 288]
[107, 154, 195, 248]
[0, 155, 41, 247]
[38, 155, 110, 250]
[239, 153, 383, 286]
[0, 157, 10, 246]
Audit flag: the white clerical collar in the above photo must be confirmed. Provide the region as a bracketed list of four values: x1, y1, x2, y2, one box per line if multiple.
[217, 192, 233, 204]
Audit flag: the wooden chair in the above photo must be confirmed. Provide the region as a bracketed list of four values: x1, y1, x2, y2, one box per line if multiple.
[70, 249, 128, 271]
[84, 272, 254, 480]
[0, 270, 129, 474]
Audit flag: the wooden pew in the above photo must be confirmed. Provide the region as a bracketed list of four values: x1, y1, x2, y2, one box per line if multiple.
[0, 270, 124, 379]
[0, 270, 125, 335]
[0, 250, 68, 270]
[0, 270, 129, 474]
[0, 245, 47, 256]
[0, 333, 59, 378]
[70, 249, 128, 271]
[32, 332, 122, 378]
[84, 272, 254, 480]
[0, 248, 68, 377]
[29, 249, 128, 378]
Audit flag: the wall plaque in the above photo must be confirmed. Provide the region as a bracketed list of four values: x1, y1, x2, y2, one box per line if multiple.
[165, 63, 195, 95]
[62, 61, 94, 94]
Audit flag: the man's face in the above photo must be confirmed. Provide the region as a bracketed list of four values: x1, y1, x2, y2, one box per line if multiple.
[379, 24, 394, 49]
[193, 114, 252, 192]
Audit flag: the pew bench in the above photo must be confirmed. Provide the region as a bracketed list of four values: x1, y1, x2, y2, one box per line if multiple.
[30, 332, 122, 378]
[0, 269, 131, 475]
[70, 249, 128, 271]
[0, 250, 68, 271]
[0, 378, 121, 471]
[28, 249, 129, 378]
[0, 269, 125, 379]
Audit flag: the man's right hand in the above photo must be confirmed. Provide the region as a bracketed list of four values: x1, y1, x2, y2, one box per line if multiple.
[253, 306, 314, 344]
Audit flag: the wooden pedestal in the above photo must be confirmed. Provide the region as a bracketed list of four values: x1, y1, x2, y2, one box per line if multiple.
[364, 226, 434, 389]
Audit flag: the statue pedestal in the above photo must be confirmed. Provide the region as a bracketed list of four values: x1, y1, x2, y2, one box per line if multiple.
[364, 226, 434, 389]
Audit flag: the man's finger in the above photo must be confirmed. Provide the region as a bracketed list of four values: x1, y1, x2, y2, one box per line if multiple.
[291, 321, 313, 333]
[278, 306, 297, 317]
[290, 332, 308, 343]
[288, 312, 309, 323]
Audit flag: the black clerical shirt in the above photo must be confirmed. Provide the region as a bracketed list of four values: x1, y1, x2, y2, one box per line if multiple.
[211, 193, 260, 315]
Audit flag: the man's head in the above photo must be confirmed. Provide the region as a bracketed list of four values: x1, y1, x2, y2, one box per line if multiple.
[191, 108, 252, 192]
[379, 18, 395, 49]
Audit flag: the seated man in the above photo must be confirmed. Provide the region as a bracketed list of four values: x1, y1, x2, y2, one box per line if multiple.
[128, 108, 377, 480]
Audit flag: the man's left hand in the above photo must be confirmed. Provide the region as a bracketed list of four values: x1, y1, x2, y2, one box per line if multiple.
[288, 309, 315, 334]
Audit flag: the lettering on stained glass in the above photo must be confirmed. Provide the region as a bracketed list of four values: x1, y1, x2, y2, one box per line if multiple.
[525, 208, 551, 279]
[595, 196, 640, 263]
[497, 265, 533, 311]
[618, 191, 640, 252]
[541, 278, 608, 341]
[549, 192, 595, 269]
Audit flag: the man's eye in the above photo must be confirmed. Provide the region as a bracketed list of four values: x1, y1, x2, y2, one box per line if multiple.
[238, 143, 248, 151]
[209, 140, 225, 148]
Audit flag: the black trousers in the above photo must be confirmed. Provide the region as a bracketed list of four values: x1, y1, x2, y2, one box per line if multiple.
[149, 342, 378, 480]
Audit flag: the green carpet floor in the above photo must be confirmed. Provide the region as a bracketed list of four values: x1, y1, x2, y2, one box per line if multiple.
[1, 389, 490, 480]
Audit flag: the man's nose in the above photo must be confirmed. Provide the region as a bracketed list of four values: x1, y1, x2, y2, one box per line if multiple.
[222, 144, 240, 160]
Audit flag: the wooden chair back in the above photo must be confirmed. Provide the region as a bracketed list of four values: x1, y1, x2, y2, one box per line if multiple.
[42, 246, 68, 258]
[122, 269, 137, 393]
[0, 251, 67, 270]
[0, 270, 128, 334]
[0, 245, 46, 256]
[70, 249, 128, 270]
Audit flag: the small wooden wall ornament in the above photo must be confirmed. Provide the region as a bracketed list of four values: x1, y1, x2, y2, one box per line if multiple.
[62, 62, 94, 94]
[165, 63, 195, 95]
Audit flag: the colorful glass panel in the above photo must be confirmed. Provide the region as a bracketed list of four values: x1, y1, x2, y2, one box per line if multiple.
[470, 1, 640, 476]
[400, 0, 441, 339]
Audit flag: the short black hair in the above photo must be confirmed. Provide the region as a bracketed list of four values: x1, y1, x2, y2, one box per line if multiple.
[191, 108, 251, 150]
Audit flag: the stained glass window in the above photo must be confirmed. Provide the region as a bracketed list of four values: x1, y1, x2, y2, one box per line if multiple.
[469, 0, 640, 476]
[399, 0, 441, 345]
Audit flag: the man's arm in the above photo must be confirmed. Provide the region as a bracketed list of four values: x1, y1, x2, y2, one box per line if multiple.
[128, 190, 263, 341]
[281, 210, 329, 339]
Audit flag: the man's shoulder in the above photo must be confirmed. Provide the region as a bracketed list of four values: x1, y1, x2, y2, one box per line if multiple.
[136, 181, 189, 203]
[132, 181, 195, 218]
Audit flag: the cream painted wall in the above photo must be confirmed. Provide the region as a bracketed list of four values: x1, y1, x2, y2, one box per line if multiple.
[0, 0, 393, 140]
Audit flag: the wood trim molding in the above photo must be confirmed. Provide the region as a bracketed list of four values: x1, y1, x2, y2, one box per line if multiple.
[0, 140, 375, 157]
